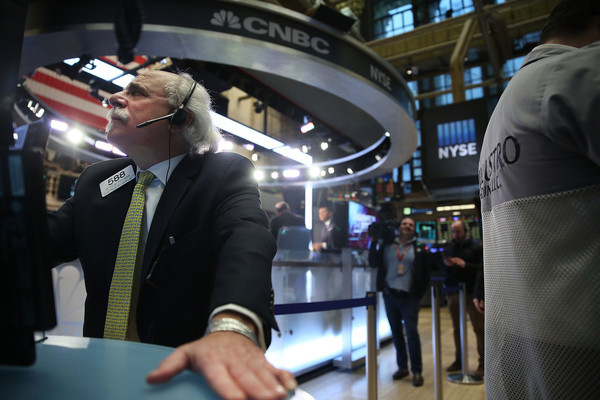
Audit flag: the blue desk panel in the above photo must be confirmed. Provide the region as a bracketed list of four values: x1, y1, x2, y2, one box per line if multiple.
[0, 336, 221, 399]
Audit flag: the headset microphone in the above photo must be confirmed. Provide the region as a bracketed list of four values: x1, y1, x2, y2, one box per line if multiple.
[136, 80, 197, 129]
[136, 112, 176, 128]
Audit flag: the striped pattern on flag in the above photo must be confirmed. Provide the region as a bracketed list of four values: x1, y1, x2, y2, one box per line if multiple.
[24, 67, 113, 131]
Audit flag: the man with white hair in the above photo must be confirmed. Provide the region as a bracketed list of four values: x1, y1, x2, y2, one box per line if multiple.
[48, 70, 296, 400]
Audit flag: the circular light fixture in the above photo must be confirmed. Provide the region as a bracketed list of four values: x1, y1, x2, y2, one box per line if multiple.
[66, 128, 84, 144]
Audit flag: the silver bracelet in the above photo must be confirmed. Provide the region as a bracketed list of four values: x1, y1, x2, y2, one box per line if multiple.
[206, 317, 260, 347]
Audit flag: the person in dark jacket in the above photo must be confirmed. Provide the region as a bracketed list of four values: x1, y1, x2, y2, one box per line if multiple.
[268, 201, 305, 239]
[312, 205, 343, 252]
[473, 263, 484, 314]
[369, 216, 431, 387]
[443, 220, 484, 377]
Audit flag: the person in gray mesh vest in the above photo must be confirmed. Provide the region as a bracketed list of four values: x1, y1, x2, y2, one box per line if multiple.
[478, 0, 600, 398]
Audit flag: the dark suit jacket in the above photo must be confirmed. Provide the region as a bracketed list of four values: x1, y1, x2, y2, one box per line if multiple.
[320, 221, 344, 252]
[269, 211, 305, 239]
[47, 152, 277, 348]
[443, 237, 482, 294]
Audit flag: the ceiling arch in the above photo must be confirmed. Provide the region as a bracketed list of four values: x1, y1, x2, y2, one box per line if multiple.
[21, 0, 417, 187]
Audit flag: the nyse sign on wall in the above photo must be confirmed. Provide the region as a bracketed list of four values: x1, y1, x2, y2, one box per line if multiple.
[437, 118, 478, 160]
[421, 99, 490, 189]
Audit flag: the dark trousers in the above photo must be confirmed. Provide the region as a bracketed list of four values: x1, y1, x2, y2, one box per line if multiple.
[383, 289, 423, 374]
[447, 292, 484, 367]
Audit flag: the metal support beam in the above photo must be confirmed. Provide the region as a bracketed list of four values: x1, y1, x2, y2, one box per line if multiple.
[334, 247, 354, 369]
[431, 285, 443, 400]
[367, 0, 560, 71]
[366, 291, 377, 400]
[449, 17, 478, 103]
[448, 283, 483, 385]
[473, 0, 504, 97]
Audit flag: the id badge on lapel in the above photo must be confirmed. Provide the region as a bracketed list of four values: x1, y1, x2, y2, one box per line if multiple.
[99, 165, 135, 197]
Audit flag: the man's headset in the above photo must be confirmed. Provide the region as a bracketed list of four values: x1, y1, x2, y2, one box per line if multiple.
[136, 80, 197, 128]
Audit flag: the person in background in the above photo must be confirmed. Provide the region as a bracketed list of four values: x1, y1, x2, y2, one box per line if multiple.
[369, 216, 431, 387]
[268, 201, 305, 240]
[473, 263, 484, 314]
[442, 221, 484, 377]
[478, 0, 600, 398]
[311, 205, 343, 252]
[47, 70, 296, 400]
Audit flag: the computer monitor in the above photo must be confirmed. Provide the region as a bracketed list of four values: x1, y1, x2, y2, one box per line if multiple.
[1, 121, 56, 365]
[277, 226, 312, 251]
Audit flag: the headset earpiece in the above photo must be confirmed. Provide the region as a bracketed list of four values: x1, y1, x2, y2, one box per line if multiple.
[170, 107, 187, 126]
[170, 80, 197, 126]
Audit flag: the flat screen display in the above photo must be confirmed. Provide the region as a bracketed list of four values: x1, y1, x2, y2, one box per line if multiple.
[347, 201, 378, 249]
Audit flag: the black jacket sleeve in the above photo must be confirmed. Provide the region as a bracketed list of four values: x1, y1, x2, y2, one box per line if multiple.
[412, 244, 432, 298]
[473, 261, 484, 300]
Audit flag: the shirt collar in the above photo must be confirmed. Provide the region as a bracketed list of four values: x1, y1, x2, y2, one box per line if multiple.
[521, 43, 576, 69]
[137, 154, 186, 185]
[395, 236, 416, 246]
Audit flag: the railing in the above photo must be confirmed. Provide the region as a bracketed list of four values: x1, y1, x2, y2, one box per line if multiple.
[274, 293, 379, 400]
[430, 278, 484, 400]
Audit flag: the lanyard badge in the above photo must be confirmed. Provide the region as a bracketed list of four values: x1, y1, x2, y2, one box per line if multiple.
[395, 243, 411, 275]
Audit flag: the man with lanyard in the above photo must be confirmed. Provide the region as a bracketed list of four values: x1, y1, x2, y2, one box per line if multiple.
[370, 216, 431, 387]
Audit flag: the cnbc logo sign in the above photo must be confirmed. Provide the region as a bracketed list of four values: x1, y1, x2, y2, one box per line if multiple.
[437, 118, 478, 159]
[210, 9, 331, 55]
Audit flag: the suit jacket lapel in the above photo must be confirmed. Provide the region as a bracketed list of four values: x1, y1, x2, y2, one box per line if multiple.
[141, 154, 204, 278]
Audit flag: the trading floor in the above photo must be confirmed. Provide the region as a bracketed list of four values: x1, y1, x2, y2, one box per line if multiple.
[300, 306, 485, 400]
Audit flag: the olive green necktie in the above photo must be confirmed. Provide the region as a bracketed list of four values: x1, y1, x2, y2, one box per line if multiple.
[104, 171, 155, 340]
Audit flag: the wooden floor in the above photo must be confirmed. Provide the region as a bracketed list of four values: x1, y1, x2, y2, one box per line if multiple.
[297, 306, 486, 400]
